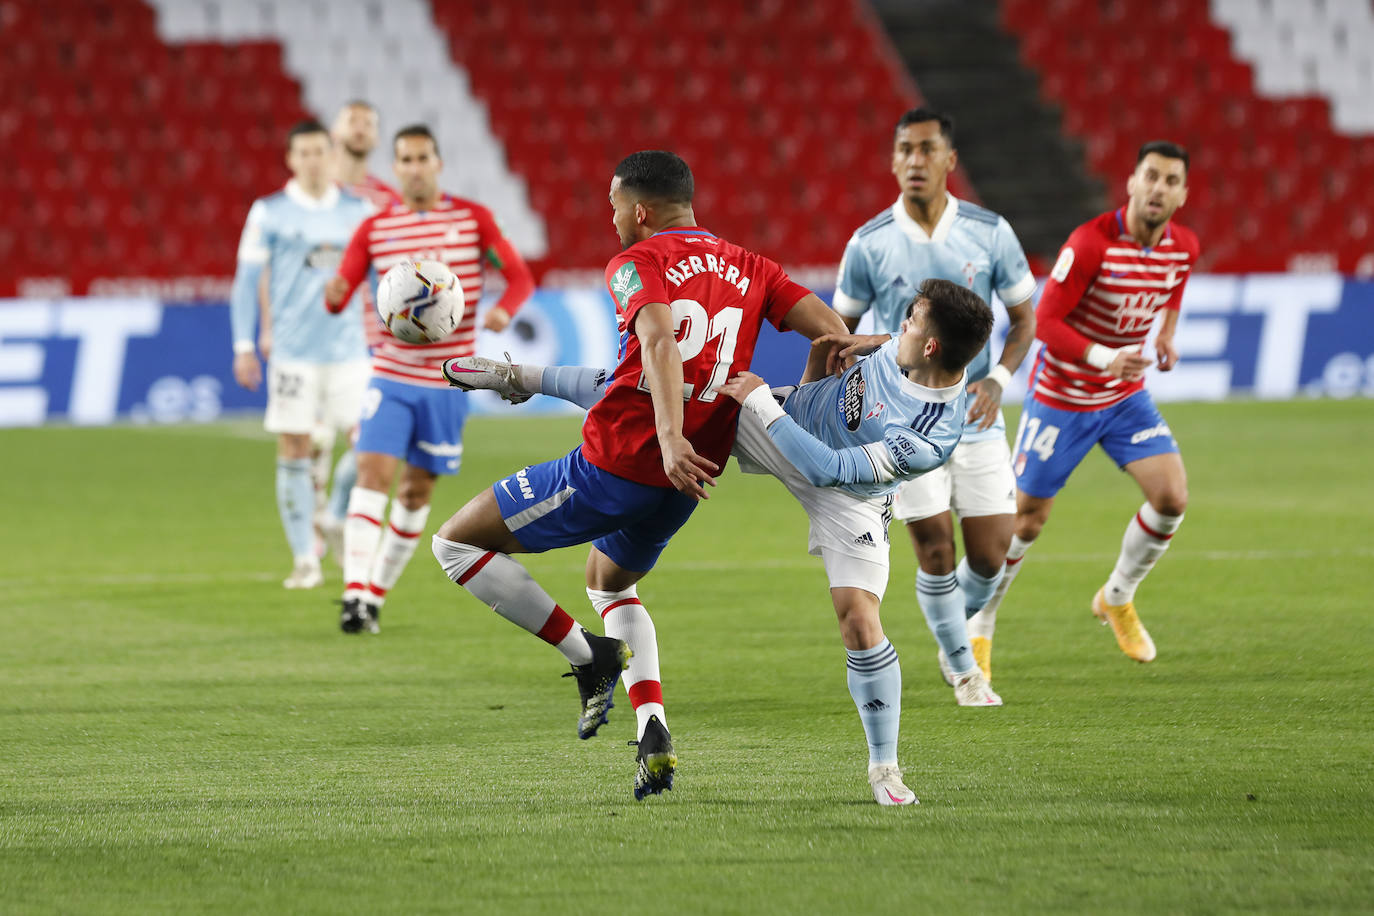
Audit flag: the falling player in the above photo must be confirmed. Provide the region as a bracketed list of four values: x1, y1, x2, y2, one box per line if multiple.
[325, 124, 535, 634]
[230, 120, 374, 589]
[448, 279, 996, 806]
[981, 140, 1199, 662]
[431, 151, 846, 800]
[834, 108, 1037, 691]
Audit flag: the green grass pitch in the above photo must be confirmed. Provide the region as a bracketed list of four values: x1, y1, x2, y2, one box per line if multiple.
[2, 399, 1372, 914]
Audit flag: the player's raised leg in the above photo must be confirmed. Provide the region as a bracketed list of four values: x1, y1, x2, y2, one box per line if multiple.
[444, 356, 609, 411]
[431, 455, 637, 740]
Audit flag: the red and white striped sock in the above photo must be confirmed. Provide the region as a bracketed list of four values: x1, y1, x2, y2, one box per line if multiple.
[969, 534, 1034, 640]
[1104, 503, 1183, 605]
[343, 488, 387, 602]
[588, 585, 663, 740]
[431, 536, 592, 664]
[363, 502, 431, 606]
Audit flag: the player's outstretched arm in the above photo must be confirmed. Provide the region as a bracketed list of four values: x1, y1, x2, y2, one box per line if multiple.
[635, 302, 719, 500]
[809, 332, 891, 377]
[718, 372, 942, 488]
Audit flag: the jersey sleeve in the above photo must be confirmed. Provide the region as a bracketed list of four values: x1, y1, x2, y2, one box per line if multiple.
[832, 234, 874, 318]
[760, 414, 952, 488]
[605, 251, 672, 330]
[330, 215, 374, 313]
[1035, 223, 1102, 361]
[229, 200, 269, 350]
[762, 260, 812, 330]
[1163, 230, 1201, 312]
[992, 217, 1037, 306]
[473, 204, 536, 317]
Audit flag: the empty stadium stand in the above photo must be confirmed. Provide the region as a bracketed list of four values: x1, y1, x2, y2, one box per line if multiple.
[1002, 0, 1374, 273]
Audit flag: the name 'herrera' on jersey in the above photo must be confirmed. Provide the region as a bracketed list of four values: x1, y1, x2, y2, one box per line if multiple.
[664, 250, 753, 295]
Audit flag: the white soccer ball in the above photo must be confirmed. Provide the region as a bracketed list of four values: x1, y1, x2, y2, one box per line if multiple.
[376, 258, 464, 344]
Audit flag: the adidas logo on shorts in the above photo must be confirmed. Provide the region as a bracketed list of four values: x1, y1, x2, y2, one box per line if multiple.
[853, 531, 877, 547]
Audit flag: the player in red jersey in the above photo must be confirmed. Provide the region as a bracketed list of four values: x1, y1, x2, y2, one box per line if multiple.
[431, 151, 846, 799]
[324, 124, 535, 635]
[981, 141, 1199, 663]
[330, 99, 401, 210]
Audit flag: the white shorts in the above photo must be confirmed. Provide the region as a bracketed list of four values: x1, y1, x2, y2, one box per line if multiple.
[264, 358, 372, 436]
[892, 436, 1017, 522]
[734, 403, 892, 599]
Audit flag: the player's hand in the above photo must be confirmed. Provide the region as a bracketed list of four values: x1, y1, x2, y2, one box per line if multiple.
[1155, 335, 1179, 372]
[1107, 348, 1152, 382]
[714, 371, 767, 404]
[659, 433, 719, 501]
[811, 333, 887, 376]
[966, 378, 1003, 431]
[482, 306, 512, 333]
[324, 275, 349, 312]
[257, 326, 272, 361]
[233, 352, 262, 391]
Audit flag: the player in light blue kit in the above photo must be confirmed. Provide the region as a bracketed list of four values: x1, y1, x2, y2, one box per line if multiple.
[834, 108, 1038, 693]
[230, 120, 374, 590]
[448, 278, 995, 805]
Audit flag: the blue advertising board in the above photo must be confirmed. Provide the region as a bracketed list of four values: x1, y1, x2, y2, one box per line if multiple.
[1, 275, 1371, 427]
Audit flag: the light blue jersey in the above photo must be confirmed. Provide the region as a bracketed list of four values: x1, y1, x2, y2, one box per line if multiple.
[834, 194, 1035, 443]
[765, 338, 968, 501]
[231, 180, 373, 363]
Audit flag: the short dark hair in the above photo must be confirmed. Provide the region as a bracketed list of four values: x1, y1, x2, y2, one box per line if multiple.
[394, 123, 440, 158]
[894, 107, 955, 146]
[613, 150, 694, 205]
[911, 278, 994, 373]
[1136, 140, 1189, 172]
[287, 119, 330, 148]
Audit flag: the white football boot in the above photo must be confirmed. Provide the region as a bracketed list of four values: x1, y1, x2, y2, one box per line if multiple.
[868, 764, 919, 806]
[936, 649, 955, 687]
[952, 667, 1003, 706]
[442, 352, 534, 404]
[283, 556, 324, 589]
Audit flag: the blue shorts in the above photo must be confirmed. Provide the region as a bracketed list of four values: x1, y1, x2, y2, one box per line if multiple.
[355, 377, 469, 476]
[1012, 390, 1179, 499]
[492, 446, 698, 573]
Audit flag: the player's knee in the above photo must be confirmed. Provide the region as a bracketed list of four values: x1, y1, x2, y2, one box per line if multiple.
[1014, 513, 1047, 542]
[1151, 487, 1188, 517]
[965, 551, 1005, 579]
[915, 541, 955, 574]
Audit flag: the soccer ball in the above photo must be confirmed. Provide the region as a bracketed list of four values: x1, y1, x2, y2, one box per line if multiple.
[376, 259, 464, 344]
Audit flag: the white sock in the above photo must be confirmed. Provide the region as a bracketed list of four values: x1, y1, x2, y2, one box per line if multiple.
[432, 536, 592, 664]
[588, 586, 663, 740]
[364, 501, 431, 606]
[969, 534, 1033, 640]
[1104, 503, 1183, 605]
[343, 488, 387, 602]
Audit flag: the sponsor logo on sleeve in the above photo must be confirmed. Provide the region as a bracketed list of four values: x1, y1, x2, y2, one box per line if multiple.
[1051, 246, 1075, 282]
[610, 262, 644, 308]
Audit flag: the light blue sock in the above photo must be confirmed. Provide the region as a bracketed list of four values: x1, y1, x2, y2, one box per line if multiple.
[275, 457, 315, 558]
[540, 365, 609, 410]
[916, 569, 975, 675]
[846, 639, 902, 766]
[957, 557, 1004, 619]
[327, 449, 357, 523]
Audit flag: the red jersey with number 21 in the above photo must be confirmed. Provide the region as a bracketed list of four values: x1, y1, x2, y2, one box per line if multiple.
[581, 228, 810, 488]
